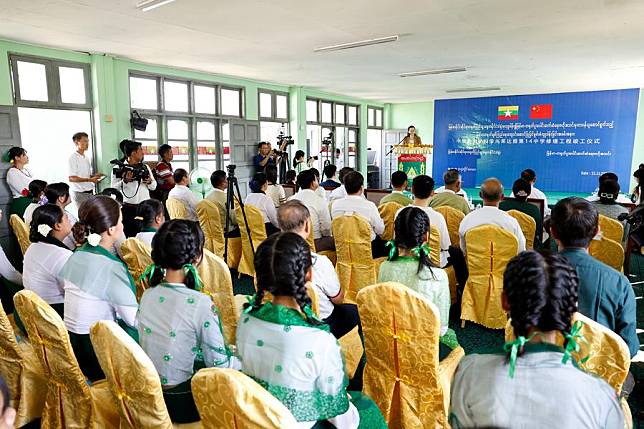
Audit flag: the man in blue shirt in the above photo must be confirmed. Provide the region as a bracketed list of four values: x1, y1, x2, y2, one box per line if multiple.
[252, 142, 275, 173]
[550, 197, 639, 357]
[320, 164, 340, 188]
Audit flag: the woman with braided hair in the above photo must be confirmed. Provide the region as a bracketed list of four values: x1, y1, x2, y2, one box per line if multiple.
[449, 250, 624, 428]
[137, 219, 237, 423]
[378, 206, 456, 351]
[237, 232, 386, 429]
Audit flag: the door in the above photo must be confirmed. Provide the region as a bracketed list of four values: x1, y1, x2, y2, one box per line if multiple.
[228, 118, 260, 200]
[0, 106, 22, 256]
[382, 129, 407, 189]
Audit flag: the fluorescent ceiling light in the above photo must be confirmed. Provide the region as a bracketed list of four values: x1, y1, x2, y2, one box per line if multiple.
[137, 0, 176, 12]
[446, 86, 501, 93]
[314, 35, 399, 53]
[399, 67, 467, 78]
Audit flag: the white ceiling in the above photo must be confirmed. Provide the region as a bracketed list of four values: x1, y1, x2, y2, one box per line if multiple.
[2, 0, 644, 102]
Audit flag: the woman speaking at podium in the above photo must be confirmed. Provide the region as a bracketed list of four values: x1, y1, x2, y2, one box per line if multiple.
[402, 125, 422, 146]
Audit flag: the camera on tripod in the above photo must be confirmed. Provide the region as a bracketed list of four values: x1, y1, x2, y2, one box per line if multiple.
[110, 158, 150, 181]
[322, 132, 333, 146]
[273, 131, 294, 156]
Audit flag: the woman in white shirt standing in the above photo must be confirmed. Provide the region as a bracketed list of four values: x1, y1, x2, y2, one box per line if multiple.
[60, 196, 138, 381]
[244, 172, 280, 236]
[4, 147, 34, 218]
[23, 204, 73, 319]
[22, 179, 47, 227]
[134, 199, 165, 247]
[44, 183, 78, 250]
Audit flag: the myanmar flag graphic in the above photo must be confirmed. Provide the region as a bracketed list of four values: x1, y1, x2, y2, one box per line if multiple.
[498, 105, 519, 120]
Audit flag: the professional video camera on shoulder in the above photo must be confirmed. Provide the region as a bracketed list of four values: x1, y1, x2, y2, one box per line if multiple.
[110, 139, 150, 181]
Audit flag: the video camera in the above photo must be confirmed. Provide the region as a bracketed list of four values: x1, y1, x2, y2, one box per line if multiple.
[273, 131, 294, 156]
[110, 158, 150, 181]
[322, 132, 333, 146]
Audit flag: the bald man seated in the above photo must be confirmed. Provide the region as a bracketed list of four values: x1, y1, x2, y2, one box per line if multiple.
[458, 178, 526, 253]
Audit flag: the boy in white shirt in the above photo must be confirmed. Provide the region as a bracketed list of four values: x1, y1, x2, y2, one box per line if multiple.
[168, 169, 199, 221]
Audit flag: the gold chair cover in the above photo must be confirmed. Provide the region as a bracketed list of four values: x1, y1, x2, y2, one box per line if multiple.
[305, 219, 316, 251]
[332, 215, 379, 302]
[120, 238, 153, 301]
[192, 368, 297, 429]
[599, 214, 624, 243]
[10, 214, 31, 255]
[428, 224, 441, 267]
[196, 199, 242, 270]
[13, 290, 120, 429]
[90, 321, 202, 429]
[589, 236, 625, 272]
[0, 302, 46, 427]
[461, 225, 518, 329]
[434, 205, 464, 249]
[197, 249, 238, 345]
[507, 209, 536, 250]
[378, 202, 403, 241]
[166, 197, 190, 220]
[356, 282, 464, 428]
[235, 203, 267, 278]
[305, 282, 320, 317]
[338, 326, 364, 379]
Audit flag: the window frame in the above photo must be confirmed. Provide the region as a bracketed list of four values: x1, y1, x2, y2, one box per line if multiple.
[367, 106, 384, 129]
[306, 97, 360, 127]
[258, 89, 289, 122]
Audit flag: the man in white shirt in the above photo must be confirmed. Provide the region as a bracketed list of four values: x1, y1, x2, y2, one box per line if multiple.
[397, 175, 451, 267]
[459, 178, 526, 253]
[512, 168, 551, 216]
[329, 167, 355, 202]
[205, 170, 238, 233]
[290, 169, 334, 251]
[111, 139, 157, 237]
[331, 171, 386, 257]
[168, 168, 199, 221]
[277, 200, 360, 339]
[68, 132, 103, 207]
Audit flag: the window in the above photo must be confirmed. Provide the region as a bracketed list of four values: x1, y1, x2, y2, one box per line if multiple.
[367, 106, 383, 129]
[136, 117, 160, 162]
[129, 76, 158, 110]
[167, 119, 190, 172]
[196, 120, 218, 172]
[306, 99, 318, 122]
[258, 90, 289, 121]
[163, 81, 189, 112]
[276, 94, 288, 120]
[347, 105, 358, 126]
[335, 104, 345, 125]
[10, 55, 92, 109]
[194, 85, 216, 114]
[320, 102, 332, 124]
[220, 87, 242, 117]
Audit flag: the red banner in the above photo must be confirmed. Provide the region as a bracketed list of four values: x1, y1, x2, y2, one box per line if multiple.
[398, 154, 426, 163]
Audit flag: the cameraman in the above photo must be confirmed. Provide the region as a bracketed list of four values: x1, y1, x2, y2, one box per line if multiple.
[253, 142, 276, 173]
[111, 139, 157, 237]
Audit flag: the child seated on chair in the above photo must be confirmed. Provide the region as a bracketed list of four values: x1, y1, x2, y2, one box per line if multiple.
[22, 179, 47, 226]
[449, 251, 624, 428]
[133, 199, 165, 247]
[237, 232, 387, 429]
[378, 206, 458, 353]
[137, 219, 238, 423]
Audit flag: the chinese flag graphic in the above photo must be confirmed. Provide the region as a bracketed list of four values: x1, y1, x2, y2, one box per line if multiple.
[530, 104, 552, 119]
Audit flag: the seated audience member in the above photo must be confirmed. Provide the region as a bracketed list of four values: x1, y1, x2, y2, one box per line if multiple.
[285, 169, 297, 186]
[237, 233, 386, 429]
[459, 178, 526, 253]
[320, 164, 341, 188]
[512, 168, 551, 216]
[590, 179, 629, 223]
[45, 182, 78, 249]
[0, 209, 22, 288]
[168, 168, 199, 221]
[205, 170, 238, 234]
[632, 164, 644, 205]
[500, 178, 543, 244]
[309, 168, 328, 201]
[244, 172, 280, 236]
[551, 197, 639, 357]
[429, 169, 471, 215]
[265, 164, 286, 208]
[290, 170, 334, 251]
[587, 172, 632, 204]
[60, 196, 138, 381]
[137, 220, 238, 423]
[450, 250, 624, 428]
[100, 187, 124, 205]
[5, 147, 33, 218]
[134, 199, 165, 247]
[23, 204, 73, 319]
[379, 207, 457, 350]
[22, 179, 47, 226]
[379, 171, 412, 206]
[331, 171, 385, 256]
[398, 175, 451, 267]
[277, 201, 356, 338]
[0, 375, 16, 429]
[152, 144, 175, 203]
[329, 167, 355, 202]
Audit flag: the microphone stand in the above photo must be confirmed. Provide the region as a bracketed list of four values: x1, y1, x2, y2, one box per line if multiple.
[385, 135, 408, 189]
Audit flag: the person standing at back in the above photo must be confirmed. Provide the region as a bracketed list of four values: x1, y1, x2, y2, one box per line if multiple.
[500, 178, 543, 244]
[153, 144, 175, 204]
[68, 132, 103, 208]
[429, 169, 471, 215]
[320, 164, 341, 188]
[379, 171, 412, 207]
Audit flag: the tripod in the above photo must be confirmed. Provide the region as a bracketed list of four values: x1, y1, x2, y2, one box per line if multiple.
[223, 164, 254, 263]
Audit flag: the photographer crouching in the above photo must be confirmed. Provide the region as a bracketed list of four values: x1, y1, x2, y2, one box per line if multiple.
[110, 139, 157, 237]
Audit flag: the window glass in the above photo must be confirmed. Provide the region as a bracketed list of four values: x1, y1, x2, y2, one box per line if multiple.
[167, 119, 190, 171]
[321, 102, 332, 123]
[306, 100, 318, 122]
[197, 120, 217, 173]
[130, 76, 158, 110]
[194, 85, 216, 114]
[347, 105, 358, 125]
[276, 94, 288, 119]
[221, 88, 241, 116]
[335, 104, 345, 124]
[164, 81, 189, 112]
[59, 66, 86, 104]
[375, 109, 383, 127]
[17, 61, 48, 102]
[368, 108, 375, 127]
[259, 92, 272, 118]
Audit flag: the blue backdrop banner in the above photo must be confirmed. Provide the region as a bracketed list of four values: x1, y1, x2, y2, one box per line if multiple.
[433, 89, 640, 193]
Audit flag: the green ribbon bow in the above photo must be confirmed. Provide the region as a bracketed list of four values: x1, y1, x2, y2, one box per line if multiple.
[302, 304, 323, 323]
[243, 294, 258, 314]
[385, 240, 398, 261]
[562, 320, 589, 364]
[502, 333, 536, 378]
[139, 263, 158, 284]
[411, 242, 431, 258]
[183, 264, 203, 291]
